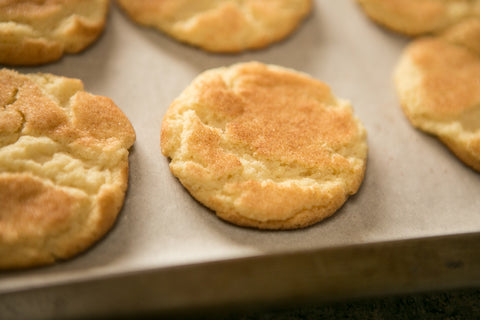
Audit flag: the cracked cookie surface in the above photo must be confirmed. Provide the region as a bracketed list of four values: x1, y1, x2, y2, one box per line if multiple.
[161, 62, 368, 230]
[0, 0, 109, 65]
[395, 18, 480, 172]
[0, 68, 135, 269]
[116, 0, 311, 53]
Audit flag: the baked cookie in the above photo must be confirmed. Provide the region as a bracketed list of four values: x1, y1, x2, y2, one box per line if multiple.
[442, 17, 480, 54]
[161, 62, 368, 230]
[0, 0, 109, 66]
[116, 0, 311, 53]
[0, 68, 135, 269]
[395, 18, 480, 172]
[356, 0, 480, 36]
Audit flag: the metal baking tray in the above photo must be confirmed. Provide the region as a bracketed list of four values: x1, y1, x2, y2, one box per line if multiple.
[1, 1, 479, 319]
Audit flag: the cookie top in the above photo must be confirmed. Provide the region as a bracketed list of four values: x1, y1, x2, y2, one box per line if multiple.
[356, 0, 480, 36]
[442, 16, 480, 54]
[395, 18, 480, 171]
[161, 62, 367, 229]
[116, 0, 312, 53]
[0, 0, 109, 66]
[0, 68, 135, 269]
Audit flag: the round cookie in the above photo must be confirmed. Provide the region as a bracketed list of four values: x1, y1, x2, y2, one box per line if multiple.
[0, 0, 109, 66]
[356, 0, 480, 36]
[161, 62, 368, 230]
[116, 0, 312, 53]
[395, 19, 480, 172]
[0, 68, 135, 269]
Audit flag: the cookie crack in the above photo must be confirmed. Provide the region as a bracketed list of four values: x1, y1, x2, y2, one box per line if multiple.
[0, 136, 118, 196]
[173, 0, 227, 28]
[15, 109, 26, 134]
[184, 107, 360, 186]
[3, 88, 19, 109]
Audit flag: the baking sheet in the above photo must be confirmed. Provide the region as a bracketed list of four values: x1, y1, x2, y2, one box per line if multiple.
[1, 0, 479, 296]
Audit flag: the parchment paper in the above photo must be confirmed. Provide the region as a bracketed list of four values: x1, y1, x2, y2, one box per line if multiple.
[1, 0, 479, 295]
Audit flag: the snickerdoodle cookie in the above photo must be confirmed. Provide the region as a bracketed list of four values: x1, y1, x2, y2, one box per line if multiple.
[161, 62, 368, 229]
[395, 18, 480, 171]
[0, 0, 109, 65]
[0, 68, 135, 269]
[116, 0, 312, 53]
[356, 0, 480, 36]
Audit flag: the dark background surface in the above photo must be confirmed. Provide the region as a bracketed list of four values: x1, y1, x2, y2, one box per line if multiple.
[171, 288, 480, 320]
